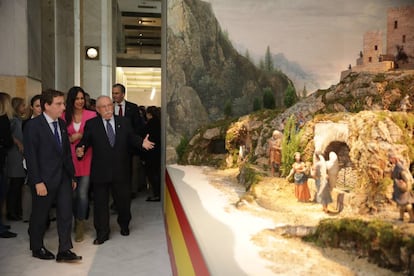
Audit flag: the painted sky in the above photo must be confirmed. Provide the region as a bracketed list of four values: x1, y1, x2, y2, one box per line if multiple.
[205, 0, 413, 89]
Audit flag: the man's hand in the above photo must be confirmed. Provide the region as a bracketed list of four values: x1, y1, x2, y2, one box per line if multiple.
[142, 134, 155, 150]
[72, 180, 77, 190]
[76, 146, 85, 158]
[35, 182, 48, 196]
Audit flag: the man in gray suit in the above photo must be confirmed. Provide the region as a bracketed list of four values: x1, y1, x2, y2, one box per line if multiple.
[24, 89, 81, 262]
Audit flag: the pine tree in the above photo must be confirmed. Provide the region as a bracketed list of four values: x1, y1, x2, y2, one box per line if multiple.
[244, 49, 252, 62]
[264, 46, 274, 72]
[253, 97, 261, 111]
[259, 59, 265, 70]
[281, 115, 301, 176]
[301, 85, 307, 98]
[224, 100, 233, 118]
[284, 84, 297, 107]
[263, 87, 275, 109]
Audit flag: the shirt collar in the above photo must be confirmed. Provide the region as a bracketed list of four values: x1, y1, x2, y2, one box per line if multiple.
[101, 116, 115, 123]
[116, 100, 125, 106]
[43, 112, 57, 124]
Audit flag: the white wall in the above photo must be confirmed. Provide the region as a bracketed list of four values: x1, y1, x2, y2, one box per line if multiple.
[0, 0, 28, 76]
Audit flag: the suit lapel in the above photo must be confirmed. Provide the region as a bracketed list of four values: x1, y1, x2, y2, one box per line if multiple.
[114, 117, 121, 145]
[57, 119, 67, 151]
[125, 102, 133, 117]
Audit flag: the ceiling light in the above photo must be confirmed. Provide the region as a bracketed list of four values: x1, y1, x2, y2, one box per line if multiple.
[150, 87, 156, 100]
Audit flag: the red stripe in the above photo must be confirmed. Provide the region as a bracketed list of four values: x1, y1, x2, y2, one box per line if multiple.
[165, 171, 210, 276]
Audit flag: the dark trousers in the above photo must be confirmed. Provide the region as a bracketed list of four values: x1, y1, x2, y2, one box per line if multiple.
[93, 180, 131, 240]
[131, 155, 147, 193]
[0, 170, 8, 232]
[7, 177, 24, 217]
[145, 161, 161, 198]
[29, 179, 73, 252]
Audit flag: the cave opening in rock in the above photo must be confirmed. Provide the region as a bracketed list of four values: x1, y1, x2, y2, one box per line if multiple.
[323, 141, 351, 168]
[208, 139, 228, 154]
[323, 141, 355, 191]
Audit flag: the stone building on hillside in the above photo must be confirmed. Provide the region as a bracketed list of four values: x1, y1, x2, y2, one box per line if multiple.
[341, 5, 414, 80]
[387, 6, 414, 69]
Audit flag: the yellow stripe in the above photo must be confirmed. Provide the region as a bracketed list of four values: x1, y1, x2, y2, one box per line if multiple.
[165, 187, 196, 276]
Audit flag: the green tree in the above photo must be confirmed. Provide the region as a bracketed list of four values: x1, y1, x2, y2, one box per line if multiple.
[244, 49, 252, 62]
[222, 29, 230, 40]
[301, 85, 307, 99]
[253, 97, 261, 111]
[396, 45, 408, 64]
[284, 83, 297, 108]
[176, 136, 189, 163]
[264, 46, 274, 72]
[259, 58, 265, 70]
[281, 115, 301, 176]
[224, 100, 233, 118]
[263, 87, 275, 109]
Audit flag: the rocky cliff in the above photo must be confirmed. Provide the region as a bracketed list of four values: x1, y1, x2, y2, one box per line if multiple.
[167, 0, 292, 160]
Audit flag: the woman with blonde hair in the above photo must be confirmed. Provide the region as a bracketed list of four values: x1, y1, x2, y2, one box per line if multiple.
[286, 152, 311, 202]
[0, 92, 13, 119]
[6, 97, 27, 221]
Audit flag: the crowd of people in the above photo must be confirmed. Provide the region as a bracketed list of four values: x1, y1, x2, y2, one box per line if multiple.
[0, 84, 161, 262]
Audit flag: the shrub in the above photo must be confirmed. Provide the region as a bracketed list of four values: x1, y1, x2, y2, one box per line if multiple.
[176, 136, 189, 163]
[284, 84, 297, 108]
[253, 97, 261, 111]
[263, 87, 275, 109]
[224, 100, 233, 118]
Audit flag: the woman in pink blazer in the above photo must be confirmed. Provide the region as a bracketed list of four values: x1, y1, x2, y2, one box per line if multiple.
[62, 86, 96, 242]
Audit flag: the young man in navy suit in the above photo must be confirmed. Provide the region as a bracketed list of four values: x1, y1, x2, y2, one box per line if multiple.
[24, 89, 81, 262]
[76, 96, 154, 245]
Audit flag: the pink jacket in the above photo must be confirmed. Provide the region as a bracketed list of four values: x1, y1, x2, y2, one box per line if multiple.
[62, 109, 96, 176]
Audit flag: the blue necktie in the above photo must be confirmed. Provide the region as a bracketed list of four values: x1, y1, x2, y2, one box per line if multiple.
[52, 121, 61, 148]
[106, 119, 115, 147]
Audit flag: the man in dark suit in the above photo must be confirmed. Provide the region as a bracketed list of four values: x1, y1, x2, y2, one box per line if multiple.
[76, 96, 154, 245]
[23, 89, 81, 262]
[112, 83, 146, 198]
[112, 83, 144, 135]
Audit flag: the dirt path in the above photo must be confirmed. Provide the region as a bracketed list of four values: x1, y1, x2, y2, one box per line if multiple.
[204, 167, 403, 275]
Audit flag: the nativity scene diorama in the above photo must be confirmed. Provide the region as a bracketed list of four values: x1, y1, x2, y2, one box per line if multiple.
[166, 0, 414, 273]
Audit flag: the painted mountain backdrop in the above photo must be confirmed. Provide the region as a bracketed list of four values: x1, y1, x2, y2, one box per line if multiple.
[167, 0, 292, 157]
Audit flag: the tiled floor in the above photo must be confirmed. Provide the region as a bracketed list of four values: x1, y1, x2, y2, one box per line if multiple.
[0, 194, 172, 276]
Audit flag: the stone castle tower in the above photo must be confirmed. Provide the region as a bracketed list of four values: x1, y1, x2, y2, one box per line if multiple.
[362, 31, 383, 65]
[341, 5, 414, 80]
[387, 6, 414, 69]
